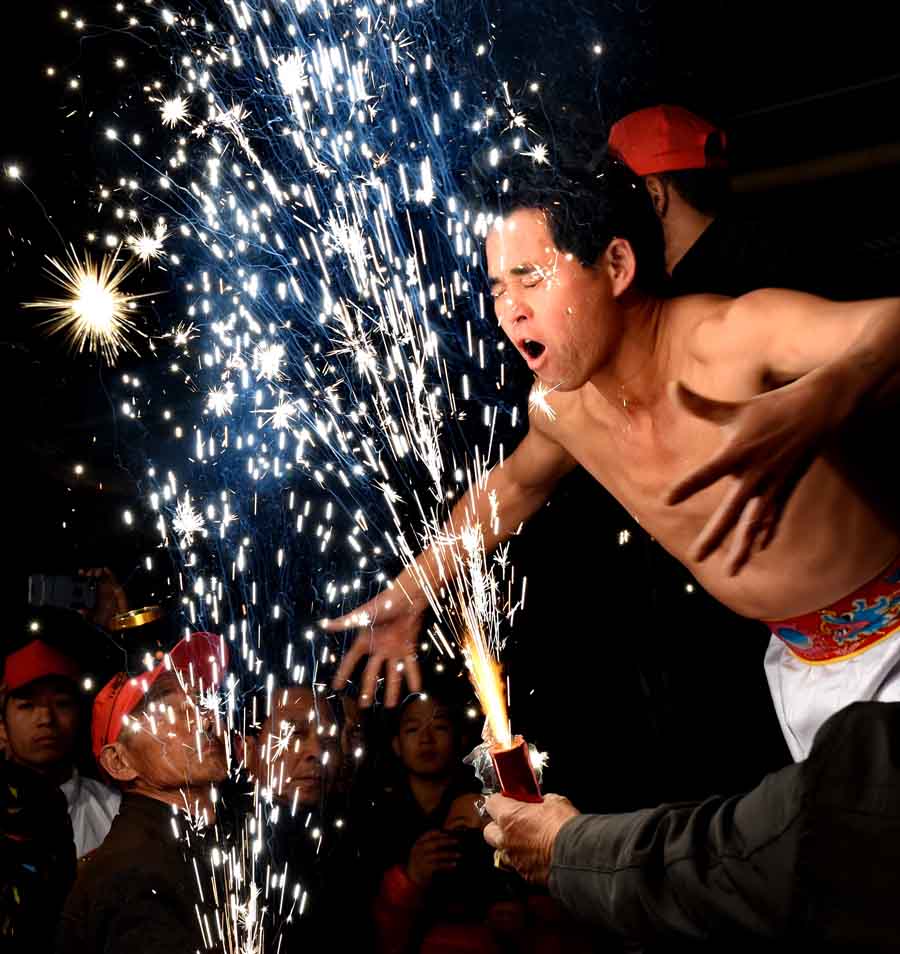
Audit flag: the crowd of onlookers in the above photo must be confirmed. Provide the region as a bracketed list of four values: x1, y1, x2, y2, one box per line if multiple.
[1, 581, 593, 954]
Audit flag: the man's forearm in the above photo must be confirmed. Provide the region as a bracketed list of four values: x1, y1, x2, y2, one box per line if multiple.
[394, 463, 552, 611]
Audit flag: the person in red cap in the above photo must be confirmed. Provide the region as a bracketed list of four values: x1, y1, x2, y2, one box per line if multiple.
[1, 606, 121, 858]
[608, 104, 820, 298]
[57, 631, 230, 954]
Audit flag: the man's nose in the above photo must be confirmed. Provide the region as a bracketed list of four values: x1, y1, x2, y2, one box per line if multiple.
[35, 704, 54, 726]
[302, 733, 323, 761]
[497, 295, 531, 330]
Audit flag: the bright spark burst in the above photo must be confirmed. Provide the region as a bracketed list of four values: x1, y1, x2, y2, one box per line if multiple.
[172, 491, 204, 544]
[24, 246, 147, 364]
[523, 142, 549, 165]
[263, 393, 297, 430]
[528, 381, 558, 421]
[275, 51, 309, 96]
[128, 224, 167, 263]
[253, 342, 286, 382]
[160, 95, 190, 127]
[207, 385, 237, 417]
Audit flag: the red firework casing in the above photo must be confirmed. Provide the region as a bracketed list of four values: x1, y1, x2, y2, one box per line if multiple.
[490, 735, 543, 803]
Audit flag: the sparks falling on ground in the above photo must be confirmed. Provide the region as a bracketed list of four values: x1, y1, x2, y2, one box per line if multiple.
[24, 246, 147, 364]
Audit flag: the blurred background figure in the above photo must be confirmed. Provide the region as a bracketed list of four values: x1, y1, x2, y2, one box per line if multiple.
[609, 104, 830, 297]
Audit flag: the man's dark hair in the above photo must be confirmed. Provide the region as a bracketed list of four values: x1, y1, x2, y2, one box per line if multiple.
[469, 151, 666, 294]
[657, 168, 729, 218]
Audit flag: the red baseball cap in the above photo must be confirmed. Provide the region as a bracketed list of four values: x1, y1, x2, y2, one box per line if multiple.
[91, 631, 228, 759]
[609, 105, 727, 176]
[2, 639, 81, 692]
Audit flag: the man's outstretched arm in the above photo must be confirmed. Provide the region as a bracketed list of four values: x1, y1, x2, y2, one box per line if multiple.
[327, 412, 577, 705]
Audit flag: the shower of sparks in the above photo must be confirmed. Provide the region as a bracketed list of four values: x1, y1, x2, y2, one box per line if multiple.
[37, 0, 576, 945]
[528, 380, 559, 421]
[172, 492, 204, 545]
[463, 629, 510, 748]
[24, 246, 147, 364]
[160, 94, 191, 127]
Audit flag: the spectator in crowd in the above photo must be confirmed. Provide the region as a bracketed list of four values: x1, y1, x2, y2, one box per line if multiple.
[57, 632, 229, 954]
[243, 682, 367, 945]
[363, 691, 481, 876]
[1, 606, 120, 857]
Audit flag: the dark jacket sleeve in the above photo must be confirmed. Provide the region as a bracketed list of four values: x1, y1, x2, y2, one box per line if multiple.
[548, 701, 900, 947]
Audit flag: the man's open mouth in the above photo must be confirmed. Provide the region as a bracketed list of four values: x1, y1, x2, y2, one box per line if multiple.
[522, 339, 546, 360]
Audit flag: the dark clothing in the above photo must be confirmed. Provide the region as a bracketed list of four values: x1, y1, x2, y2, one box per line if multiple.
[1, 760, 76, 954]
[549, 701, 900, 951]
[261, 801, 368, 947]
[57, 793, 209, 954]
[668, 212, 827, 299]
[362, 770, 482, 875]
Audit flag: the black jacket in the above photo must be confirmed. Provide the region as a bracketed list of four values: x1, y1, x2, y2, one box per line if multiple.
[668, 213, 830, 299]
[57, 793, 209, 954]
[549, 701, 900, 951]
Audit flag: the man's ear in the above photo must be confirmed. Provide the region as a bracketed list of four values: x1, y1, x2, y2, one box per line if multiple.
[98, 740, 139, 783]
[604, 238, 638, 298]
[644, 175, 669, 219]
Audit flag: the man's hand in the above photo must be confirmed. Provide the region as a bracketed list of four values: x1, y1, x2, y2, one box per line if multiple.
[79, 567, 128, 631]
[664, 376, 845, 576]
[325, 588, 425, 707]
[406, 830, 462, 887]
[483, 793, 579, 886]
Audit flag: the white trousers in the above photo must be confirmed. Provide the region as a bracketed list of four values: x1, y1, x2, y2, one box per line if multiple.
[765, 631, 900, 761]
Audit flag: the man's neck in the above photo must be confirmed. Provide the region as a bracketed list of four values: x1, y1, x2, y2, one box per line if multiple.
[128, 782, 218, 826]
[663, 206, 716, 274]
[588, 294, 670, 415]
[408, 773, 452, 816]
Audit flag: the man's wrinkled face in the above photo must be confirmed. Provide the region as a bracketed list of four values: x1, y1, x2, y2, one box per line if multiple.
[1, 676, 81, 772]
[486, 208, 616, 391]
[122, 671, 228, 789]
[252, 687, 341, 809]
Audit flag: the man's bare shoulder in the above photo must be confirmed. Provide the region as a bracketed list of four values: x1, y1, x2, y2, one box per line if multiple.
[677, 291, 775, 365]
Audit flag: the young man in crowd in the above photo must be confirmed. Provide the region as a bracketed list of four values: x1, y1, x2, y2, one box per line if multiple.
[1, 607, 120, 857]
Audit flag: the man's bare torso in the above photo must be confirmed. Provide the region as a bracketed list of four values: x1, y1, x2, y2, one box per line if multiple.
[538, 293, 900, 620]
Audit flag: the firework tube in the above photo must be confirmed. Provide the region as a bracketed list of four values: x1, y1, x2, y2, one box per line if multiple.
[489, 734, 543, 803]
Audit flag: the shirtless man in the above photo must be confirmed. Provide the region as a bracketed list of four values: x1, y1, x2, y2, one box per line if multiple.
[327, 156, 900, 760]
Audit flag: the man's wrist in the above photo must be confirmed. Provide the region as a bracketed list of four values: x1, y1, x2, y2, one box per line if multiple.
[806, 360, 868, 430]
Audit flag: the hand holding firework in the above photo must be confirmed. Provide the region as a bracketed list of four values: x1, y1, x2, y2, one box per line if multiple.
[483, 793, 580, 886]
